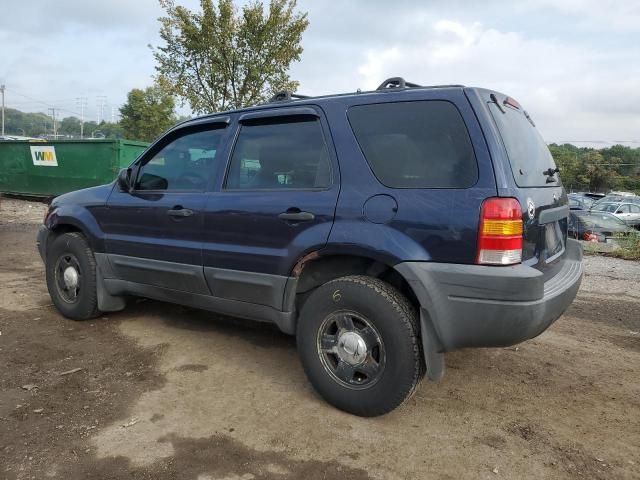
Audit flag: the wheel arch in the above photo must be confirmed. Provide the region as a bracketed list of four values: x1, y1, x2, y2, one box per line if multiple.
[291, 251, 420, 317]
[46, 206, 105, 253]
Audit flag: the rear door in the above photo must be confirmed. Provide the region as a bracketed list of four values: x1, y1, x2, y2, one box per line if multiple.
[481, 91, 568, 271]
[201, 107, 339, 309]
[102, 122, 230, 293]
[618, 203, 640, 226]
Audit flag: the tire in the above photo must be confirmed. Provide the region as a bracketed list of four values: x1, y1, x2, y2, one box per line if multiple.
[45, 232, 101, 320]
[297, 275, 423, 417]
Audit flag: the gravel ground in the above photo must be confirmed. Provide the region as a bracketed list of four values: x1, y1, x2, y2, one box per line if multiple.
[0, 197, 638, 480]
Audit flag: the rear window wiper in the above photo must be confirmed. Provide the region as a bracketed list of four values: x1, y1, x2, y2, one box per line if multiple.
[490, 94, 505, 113]
[543, 167, 560, 183]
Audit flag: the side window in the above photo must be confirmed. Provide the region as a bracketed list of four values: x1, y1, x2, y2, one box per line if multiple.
[347, 101, 478, 188]
[225, 118, 331, 190]
[630, 205, 640, 213]
[617, 205, 630, 213]
[136, 127, 225, 191]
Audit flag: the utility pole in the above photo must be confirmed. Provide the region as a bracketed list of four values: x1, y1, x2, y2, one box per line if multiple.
[97, 96, 107, 123]
[48, 107, 57, 138]
[1, 84, 5, 137]
[76, 97, 87, 138]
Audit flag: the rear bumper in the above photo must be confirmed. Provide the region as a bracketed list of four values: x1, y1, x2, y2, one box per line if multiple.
[36, 225, 49, 262]
[395, 239, 583, 351]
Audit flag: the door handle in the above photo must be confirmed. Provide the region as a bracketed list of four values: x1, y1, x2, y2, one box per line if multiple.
[167, 207, 194, 217]
[278, 211, 315, 222]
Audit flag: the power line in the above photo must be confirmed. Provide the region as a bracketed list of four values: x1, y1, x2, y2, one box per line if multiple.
[76, 97, 88, 139]
[97, 96, 107, 123]
[6, 87, 84, 118]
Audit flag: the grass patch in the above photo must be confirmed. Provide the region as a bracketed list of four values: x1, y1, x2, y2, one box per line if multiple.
[581, 230, 640, 260]
[607, 231, 640, 260]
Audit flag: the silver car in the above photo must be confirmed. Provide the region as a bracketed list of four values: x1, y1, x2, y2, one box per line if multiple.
[592, 202, 640, 228]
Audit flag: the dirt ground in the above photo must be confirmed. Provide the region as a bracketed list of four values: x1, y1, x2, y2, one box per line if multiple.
[0, 197, 638, 480]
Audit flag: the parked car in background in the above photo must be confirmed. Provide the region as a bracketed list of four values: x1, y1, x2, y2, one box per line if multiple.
[591, 202, 640, 228]
[568, 193, 595, 210]
[569, 211, 635, 242]
[592, 194, 640, 209]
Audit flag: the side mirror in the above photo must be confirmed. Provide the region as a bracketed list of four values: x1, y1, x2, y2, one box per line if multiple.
[117, 168, 132, 192]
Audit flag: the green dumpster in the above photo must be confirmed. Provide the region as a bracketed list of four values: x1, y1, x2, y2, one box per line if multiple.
[0, 139, 149, 197]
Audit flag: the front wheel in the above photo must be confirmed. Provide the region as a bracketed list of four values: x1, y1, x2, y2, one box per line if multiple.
[297, 275, 422, 417]
[45, 232, 101, 320]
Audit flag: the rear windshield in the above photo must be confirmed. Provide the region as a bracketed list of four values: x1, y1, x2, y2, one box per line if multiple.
[489, 102, 557, 188]
[575, 212, 627, 229]
[348, 101, 478, 188]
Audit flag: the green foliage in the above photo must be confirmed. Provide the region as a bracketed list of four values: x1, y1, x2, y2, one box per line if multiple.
[612, 231, 640, 260]
[549, 143, 640, 194]
[153, 0, 309, 114]
[119, 86, 176, 142]
[2, 108, 50, 137]
[2, 108, 127, 139]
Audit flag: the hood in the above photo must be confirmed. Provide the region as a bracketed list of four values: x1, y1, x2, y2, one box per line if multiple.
[51, 183, 115, 209]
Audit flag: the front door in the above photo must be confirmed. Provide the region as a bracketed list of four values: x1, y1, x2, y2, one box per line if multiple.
[102, 124, 229, 294]
[202, 108, 339, 309]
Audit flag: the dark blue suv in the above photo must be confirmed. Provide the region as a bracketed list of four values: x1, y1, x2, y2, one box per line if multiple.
[37, 78, 583, 416]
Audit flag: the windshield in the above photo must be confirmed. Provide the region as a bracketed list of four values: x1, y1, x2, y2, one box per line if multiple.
[489, 102, 558, 188]
[592, 203, 619, 213]
[576, 212, 627, 229]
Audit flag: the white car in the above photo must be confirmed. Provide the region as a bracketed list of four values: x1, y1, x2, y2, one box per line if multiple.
[592, 202, 640, 228]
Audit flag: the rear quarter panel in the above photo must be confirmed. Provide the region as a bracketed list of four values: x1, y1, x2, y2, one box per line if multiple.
[320, 89, 497, 266]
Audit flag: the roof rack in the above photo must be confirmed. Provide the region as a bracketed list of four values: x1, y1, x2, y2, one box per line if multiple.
[269, 91, 311, 103]
[376, 77, 422, 90]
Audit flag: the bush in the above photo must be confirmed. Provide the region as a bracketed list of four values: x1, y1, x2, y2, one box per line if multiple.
[610, 231, 640, 260]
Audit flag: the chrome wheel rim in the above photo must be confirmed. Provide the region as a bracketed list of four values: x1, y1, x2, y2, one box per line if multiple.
[316, 311, 385, 390]
[54, 254, 81, 303]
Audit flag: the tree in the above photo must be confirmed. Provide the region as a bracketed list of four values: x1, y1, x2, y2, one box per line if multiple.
[119, 86, 176, 142]
[579, 151, 621, 193]
[58, 116, 82, 136]
[153, 0, 308, 114]
[549, 144, 581, 191]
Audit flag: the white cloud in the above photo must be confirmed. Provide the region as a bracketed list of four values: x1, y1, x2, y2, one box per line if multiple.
[1, 0, 638, 144]
[349, 19, 640, 143]
[526, 0, 640, 32]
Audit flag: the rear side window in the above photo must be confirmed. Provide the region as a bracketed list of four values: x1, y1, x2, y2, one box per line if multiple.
[225, 118, 331, 190]
[488, 102, 557, 187]
[347, 101, 477, 188]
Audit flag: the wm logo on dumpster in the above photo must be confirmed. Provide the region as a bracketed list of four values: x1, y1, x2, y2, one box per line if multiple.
[30, 146, 58, 166]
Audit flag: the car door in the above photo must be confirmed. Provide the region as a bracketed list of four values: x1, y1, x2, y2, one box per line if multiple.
[626, 204, 640, 226]
[201, 106, 339, 310]
[101, 121, 230, 294]
[615, 204, 632, 225]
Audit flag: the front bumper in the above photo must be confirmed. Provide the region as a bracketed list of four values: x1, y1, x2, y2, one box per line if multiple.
[395, 239, 583, 351]
[36, 225, 49, 262]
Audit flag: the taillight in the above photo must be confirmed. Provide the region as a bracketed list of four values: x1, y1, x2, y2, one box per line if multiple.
[477, 197, 523, 265]
[583, 232, 599, 242]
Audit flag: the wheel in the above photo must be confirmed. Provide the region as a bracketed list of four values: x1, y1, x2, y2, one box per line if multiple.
[297, 275, 423, 416]
[45, 232, 101, 320]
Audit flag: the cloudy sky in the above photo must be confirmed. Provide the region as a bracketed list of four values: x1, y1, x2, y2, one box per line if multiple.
[1, 0, 639, 145]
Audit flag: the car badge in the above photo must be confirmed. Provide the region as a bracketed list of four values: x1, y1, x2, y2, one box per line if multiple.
[527, 199, 535, 220]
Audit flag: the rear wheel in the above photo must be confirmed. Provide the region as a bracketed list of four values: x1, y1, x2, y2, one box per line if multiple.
[297, 275, 422, 416]
[46, 232, 101, 320]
